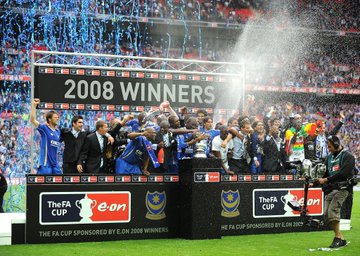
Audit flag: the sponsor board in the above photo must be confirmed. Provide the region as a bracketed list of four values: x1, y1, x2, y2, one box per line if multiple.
[115, 176, 132, 182]
[222, 175, 238, 182]
[194, 172, 220, 182]
[164, 176, 179, 182]
[28, 176, 45, 183]
[98, 176, 115, 183]
[63, 176, 80, 183]
[253, 188, 323, 218]
[45, 176, 63, 183]
[237, 175, 252, 181]
[80, 176, 97, 183]
[39, 191, 131, 225]
[148, 176, 164, 182]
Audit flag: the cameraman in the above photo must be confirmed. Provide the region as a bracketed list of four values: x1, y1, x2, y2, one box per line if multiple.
[315, 135, 355, 248]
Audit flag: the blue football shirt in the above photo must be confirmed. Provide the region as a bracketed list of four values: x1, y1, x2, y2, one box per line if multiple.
[120, 136, 148, 164]
[37, 124, 61, 167]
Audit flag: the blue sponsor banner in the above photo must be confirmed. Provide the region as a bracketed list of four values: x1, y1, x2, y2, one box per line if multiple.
[253, 189, 289, 218]
[40, 191, 131, 225]
[40, 193, 84, 224]
[253, 188, 323, 218]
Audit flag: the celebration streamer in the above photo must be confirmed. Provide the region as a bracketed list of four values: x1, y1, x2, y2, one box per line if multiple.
[1, 0, 199, 212]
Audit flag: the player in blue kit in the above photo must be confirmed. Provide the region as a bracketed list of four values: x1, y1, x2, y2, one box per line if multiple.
[115, 127, 158, 175]
[30, 98, 62, 174]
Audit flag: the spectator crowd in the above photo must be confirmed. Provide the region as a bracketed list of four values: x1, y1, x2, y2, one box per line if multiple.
[3, 0, 359, 31]
[0, 0, 358, 212]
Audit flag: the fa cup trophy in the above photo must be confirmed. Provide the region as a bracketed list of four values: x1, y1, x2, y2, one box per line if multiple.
[193, 133, 208, 158]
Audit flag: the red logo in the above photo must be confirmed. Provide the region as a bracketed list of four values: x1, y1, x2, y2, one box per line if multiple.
[61, 69, 69, 74]
[71, 176, 80, 183]
[45, 68, 54, 74]
[207, 172, 220, 182]
[105, 176, 114, 182]
[179, 74, 187, 80]
[107, 71, 115, 77]
[61, 103, 69, 109]
[122, 71, 130, 77]
[123, 176, 131, 182]
[121, 105, 130, 111]
[43, 103, 54, 109]
[154, 176, 163, 182]
[289, 188, 323, 215]
[87, 192, 131, 222]
[92, 105, 100, 110]
[193, 75, 200, 81]
[107, 105, 115, 111]
[244, 175, 252, 181]
[54, 176, 62, 183]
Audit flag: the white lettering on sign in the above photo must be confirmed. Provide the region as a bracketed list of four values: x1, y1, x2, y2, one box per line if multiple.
[64, 79, 114, 100]
[63, 79, 216, 105]
[119, 81, 215, 104]
[97, 202, 127, 212]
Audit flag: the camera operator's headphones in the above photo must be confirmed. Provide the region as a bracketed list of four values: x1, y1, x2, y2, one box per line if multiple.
[327, 135, 340, 149]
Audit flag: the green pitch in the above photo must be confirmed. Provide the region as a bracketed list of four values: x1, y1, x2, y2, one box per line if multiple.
[1, 191, 359, 256]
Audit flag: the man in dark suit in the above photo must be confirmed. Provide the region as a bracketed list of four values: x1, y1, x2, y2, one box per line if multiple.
[262, 119, 286, 173]
[61, 115, 88, 173]
[77, 120, 109, 173]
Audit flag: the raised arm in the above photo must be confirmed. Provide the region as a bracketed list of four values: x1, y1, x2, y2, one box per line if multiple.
[30, 98, 40, 128]
[328, 111, 345, 136]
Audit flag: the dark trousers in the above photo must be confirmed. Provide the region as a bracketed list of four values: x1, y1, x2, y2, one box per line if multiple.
[0, 186, 7, 213]
[99, 165, 107, 174]
[229, 158, 251, 174]
[62, 162, 78, 174]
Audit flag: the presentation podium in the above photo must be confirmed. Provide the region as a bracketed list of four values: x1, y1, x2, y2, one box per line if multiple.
[23, 162, 330, 244]
[178, 158, 222, 239]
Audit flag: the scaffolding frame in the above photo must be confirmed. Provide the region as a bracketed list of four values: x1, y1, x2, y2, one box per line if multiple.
[32, 50, 244, 76]
[30, 50, 245, 173]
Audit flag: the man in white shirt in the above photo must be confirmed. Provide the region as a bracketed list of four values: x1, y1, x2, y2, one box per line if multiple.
[212, 125, 234, 175]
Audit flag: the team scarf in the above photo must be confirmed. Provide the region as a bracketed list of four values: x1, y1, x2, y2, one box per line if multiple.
[315, 134, 328, 159]
[143, 137, 160, 168]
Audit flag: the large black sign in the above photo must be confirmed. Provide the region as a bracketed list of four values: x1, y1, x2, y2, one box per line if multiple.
[27, 175, 180, 243]
[220, 182, 327, 235]
[25, 172, 328, 244]
[34, 66, 237, 110]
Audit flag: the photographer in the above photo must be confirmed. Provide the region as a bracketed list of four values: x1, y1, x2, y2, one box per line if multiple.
[315, 135, 355, 248]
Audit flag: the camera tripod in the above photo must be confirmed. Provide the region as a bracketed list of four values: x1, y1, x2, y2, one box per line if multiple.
[286, 160, 323, 228]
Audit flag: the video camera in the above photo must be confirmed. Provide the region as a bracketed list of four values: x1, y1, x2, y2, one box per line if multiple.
[285, 159, 326, 228]
[285, 159, 326, 181]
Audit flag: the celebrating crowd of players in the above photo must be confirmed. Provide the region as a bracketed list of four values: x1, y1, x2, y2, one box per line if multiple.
[30, 96, 352, 176]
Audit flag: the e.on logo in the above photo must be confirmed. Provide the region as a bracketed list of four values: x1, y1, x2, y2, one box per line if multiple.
[289, 188, 323, 216]
[39, 192, 131, 225]
[86, 192, 131, 222]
